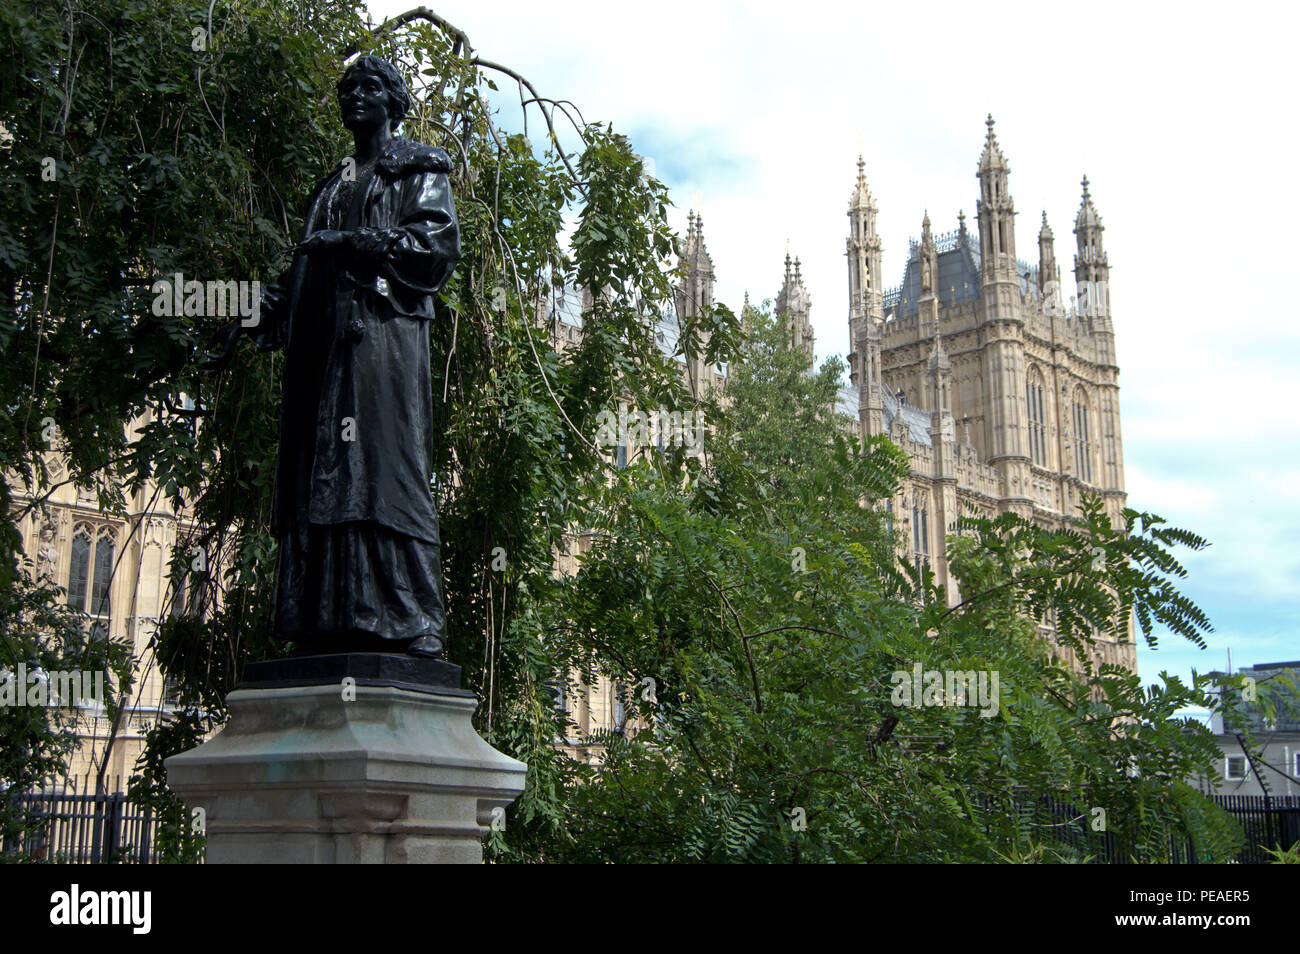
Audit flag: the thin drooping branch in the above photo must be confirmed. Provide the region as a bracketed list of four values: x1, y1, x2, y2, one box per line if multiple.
[342, 5, 471, 57]
[343, 6, 590, 196]
[469, 56, 587, 197]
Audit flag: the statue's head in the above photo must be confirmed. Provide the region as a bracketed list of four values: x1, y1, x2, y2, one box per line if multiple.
[337, 55, 410, 134]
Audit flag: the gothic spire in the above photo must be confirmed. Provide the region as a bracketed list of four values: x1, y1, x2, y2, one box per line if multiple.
[977, 114, 1016, 281]
[919, 211, 938, 296]
[978, 114, 1008, 174]
[1073, 177, 1108, 322]
[776, 251, 813, 357]
[681, 208, 713, 273]
[1038, 212, 1059, 299]
[850, 155, 876, 212]
[1075, 175, 1102, 232]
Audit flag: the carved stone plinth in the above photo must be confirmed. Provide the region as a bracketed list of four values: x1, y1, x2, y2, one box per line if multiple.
[164, 655, 526, 864]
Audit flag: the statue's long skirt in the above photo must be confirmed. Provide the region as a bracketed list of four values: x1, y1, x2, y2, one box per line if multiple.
[272, 522, 446, 646]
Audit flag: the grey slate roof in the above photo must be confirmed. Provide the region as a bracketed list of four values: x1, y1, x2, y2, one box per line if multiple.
[543, 282, 584, 327]
[889, 229, 982, 317]
[836, 384, 857, 419]
[835, 384, 934, 445]
[881, 386, 934, 445]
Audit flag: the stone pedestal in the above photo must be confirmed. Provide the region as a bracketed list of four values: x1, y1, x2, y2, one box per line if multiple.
[164, 654, 527, 864]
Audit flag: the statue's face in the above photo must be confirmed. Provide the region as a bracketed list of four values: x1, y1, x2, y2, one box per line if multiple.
[338, 69, 390, 133]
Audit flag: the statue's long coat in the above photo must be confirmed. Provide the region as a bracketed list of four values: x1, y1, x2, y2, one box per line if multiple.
[253, 137, 459, 640]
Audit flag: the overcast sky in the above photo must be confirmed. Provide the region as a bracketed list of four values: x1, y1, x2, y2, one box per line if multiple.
[372, 0, 1299, 704]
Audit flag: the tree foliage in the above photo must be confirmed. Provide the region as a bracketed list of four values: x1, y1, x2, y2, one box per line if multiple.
[520, 307, 1240, 863]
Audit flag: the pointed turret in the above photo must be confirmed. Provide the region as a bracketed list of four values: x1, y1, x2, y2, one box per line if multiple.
[974, 116, 1029, 500]
[776, 253, 814, 357]
[978, 113, 1008, 174]
[919, 211, 938, 298]
[847, 156, 883, 317]
[976, 115, 1017, 284]
[1075, 175, 1102, 233]
[846, 157, 885, 437]
[676, 208, 714, 310]
[1038, 212, 1061, 308]
[1073, 176, 1109, 323]
[916, 210, 944, 424]
[1072, 176, 1123, 512]
[675, 209, 716, 396]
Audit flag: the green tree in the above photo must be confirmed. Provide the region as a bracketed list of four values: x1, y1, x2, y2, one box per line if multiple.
[0, 564, 131, 858]
[524, 305, 1240, 863]
[0, 0, 731, 857]
[1, 0, 370, 826]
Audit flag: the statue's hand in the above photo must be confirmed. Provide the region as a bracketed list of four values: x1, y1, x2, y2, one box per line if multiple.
[297, 229, 348, 256]
[345, 227, 401, 264]
[199, 321, 244, 371]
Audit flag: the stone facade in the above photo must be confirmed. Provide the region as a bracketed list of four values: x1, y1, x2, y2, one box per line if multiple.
[542, 119, 1136, 754]
[841, 117, 1133, 673]
[6, 410, 199, 782]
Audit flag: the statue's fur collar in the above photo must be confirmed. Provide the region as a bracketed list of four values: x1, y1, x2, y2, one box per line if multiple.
[374, 137, 453, 178]
[309, 138, 451, 213]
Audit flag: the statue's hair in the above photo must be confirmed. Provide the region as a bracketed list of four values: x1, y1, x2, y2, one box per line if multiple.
[337, 55, 410, 132]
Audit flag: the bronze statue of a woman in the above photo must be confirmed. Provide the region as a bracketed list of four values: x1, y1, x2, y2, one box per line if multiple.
[206, 56, 459, 658]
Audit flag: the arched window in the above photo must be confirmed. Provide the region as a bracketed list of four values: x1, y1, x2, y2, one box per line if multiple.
[67, 523, 115, 638]
[1073, 390, 1093, 483]
[162, 674, 182, 711]
[1026, 369, 1047, 467]
[90, 530, 114, 619]
[912, 496, 929, 573]
[67, 525, 92, 610]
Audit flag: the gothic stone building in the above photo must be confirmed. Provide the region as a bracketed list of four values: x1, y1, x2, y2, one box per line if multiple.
[755, 117, 1132, 672]
[546, 118, 1135, 755]
[836, 115, 1133, 672]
